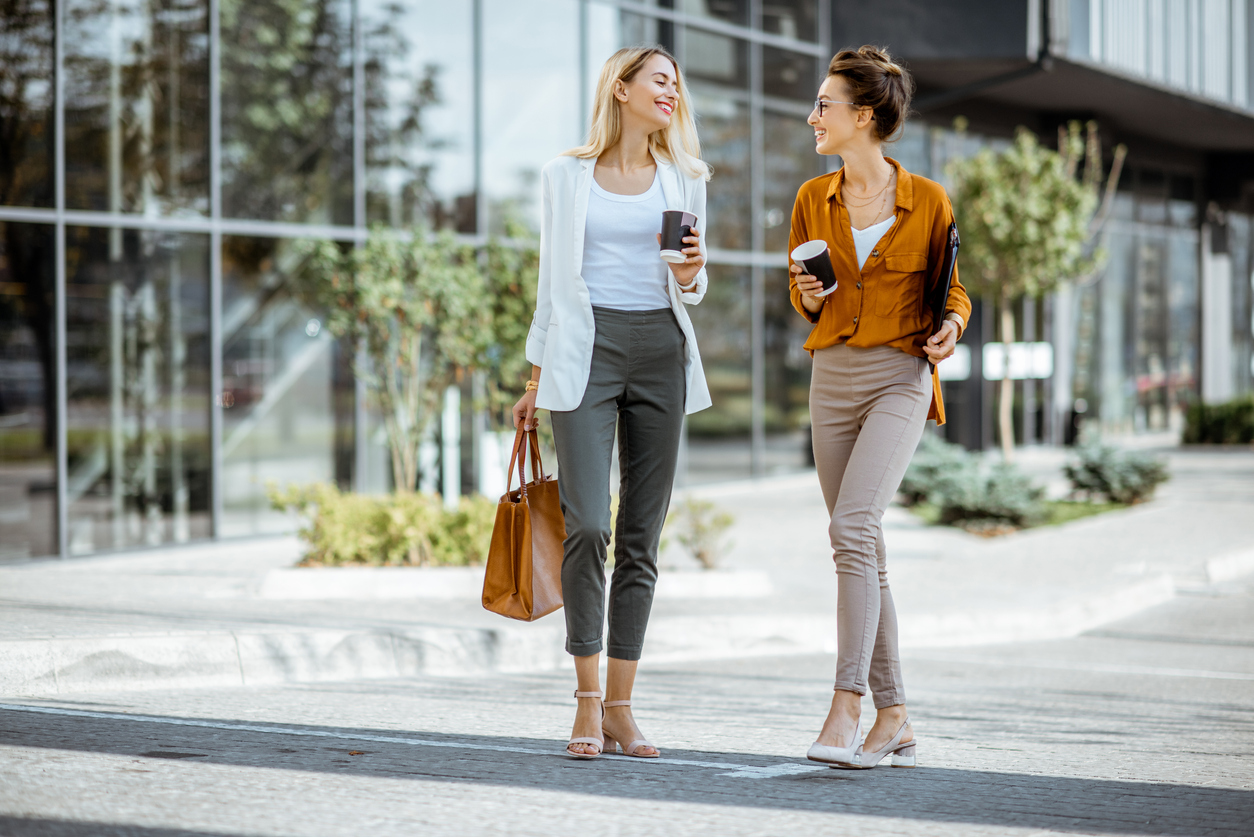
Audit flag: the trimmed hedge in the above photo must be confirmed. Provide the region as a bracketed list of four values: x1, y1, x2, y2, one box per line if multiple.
[269, 482, 496, 567]
[1183, 398, 1254, 445]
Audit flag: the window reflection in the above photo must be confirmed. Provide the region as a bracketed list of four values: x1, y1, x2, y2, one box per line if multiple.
[764, 108, 824, 253]
[363, 0, 475, 231]
[677, 0, 749, 27]
[764, 266, 812, 441]
[762, 1, 818, 41]
[220, 0, 353, 224]
[686, 264, 751, 480]
[0, 223, 56, 560]
[64, 0, 210, 216]
[220, 237, 343, 536]
[683, 29, 749, 89]
[481, 0, 582, 235]
[0, 1, 55, 209]
[763, 46, 818, 101]
[693, 91, 751, 250]
[65, 227, 211, 555]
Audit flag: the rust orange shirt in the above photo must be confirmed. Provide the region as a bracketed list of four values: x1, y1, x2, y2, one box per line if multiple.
[788, 158, 972, 425]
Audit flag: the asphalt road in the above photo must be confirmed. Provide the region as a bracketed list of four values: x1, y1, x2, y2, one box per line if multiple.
[1, 575, 1252, 837]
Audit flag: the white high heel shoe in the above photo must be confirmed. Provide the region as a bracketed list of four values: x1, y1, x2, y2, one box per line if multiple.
[805, 715, 861, 767]
[851, 717, 916, 769]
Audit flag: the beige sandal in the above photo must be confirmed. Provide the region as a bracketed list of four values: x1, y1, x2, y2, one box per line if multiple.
[602, 700, 660, 758]
[566, 690, 605, 759]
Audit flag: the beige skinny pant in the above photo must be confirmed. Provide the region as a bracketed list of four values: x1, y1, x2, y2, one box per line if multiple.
[809, 343, 931, 709]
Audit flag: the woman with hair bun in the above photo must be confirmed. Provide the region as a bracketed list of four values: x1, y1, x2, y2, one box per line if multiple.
[512, 46, 712, 760]
[789, 45, 971, 769]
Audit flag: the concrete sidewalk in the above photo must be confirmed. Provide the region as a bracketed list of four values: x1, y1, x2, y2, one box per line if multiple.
[2, 447, 1251, 697]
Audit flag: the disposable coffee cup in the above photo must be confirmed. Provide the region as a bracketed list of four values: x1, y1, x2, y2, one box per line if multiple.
[790, 240, 839, 297]
[660, 210, 698, 264]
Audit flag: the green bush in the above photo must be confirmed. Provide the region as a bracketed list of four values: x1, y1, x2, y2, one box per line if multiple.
[899, 433, 973, 507]
[1183, 398, 1254, 445]
[934, 461, 1046, 531]
[269, 482, 496, 567]
[663, 496, 735, 570]
[1064, 443, 1168, 505]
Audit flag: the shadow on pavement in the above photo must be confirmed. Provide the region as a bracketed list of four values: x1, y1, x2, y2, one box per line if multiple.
[0, 817, 248, 837]
[3, 706, 1250, 837]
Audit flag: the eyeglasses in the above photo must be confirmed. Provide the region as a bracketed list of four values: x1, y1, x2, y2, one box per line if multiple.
[813, 99, 865, 117]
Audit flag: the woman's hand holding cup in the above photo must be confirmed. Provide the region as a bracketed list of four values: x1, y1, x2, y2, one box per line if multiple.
[657, 226, 705, 289]
[790, 263, 826, 313]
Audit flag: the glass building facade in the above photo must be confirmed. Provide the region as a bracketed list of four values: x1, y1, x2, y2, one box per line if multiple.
[1, 0, 830, 560]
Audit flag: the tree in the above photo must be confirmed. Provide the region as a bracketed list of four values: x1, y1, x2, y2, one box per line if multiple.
[296, 227, 491, 493]
[949, 122, 1125, 461]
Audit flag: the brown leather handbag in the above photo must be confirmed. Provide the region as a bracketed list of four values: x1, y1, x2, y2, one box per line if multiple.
[482, 427, 566, 621]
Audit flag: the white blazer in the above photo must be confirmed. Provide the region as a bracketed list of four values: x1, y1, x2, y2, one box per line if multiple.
[525, 154, 713, 415]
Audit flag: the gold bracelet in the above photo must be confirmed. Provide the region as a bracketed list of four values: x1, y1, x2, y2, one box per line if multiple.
[525, 380, 538, 392]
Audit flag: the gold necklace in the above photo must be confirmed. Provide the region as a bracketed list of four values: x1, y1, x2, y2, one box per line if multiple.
[842, 167, 894, 206]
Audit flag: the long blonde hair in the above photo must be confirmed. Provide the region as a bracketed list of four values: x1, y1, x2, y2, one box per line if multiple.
[565, 46, 711, 181]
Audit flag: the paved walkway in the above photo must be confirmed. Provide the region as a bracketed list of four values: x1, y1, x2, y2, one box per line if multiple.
[2, 582, 1252, 836]
[1, 447, 1252, 696]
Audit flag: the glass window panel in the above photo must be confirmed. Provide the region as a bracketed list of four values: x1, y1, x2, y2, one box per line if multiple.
[693, 90, 750, 250]
[0, 1, 55, 208]
[763, 267, 813, 474]
[65, 227, 211, 555]
[64, 0, 210, 216]
[220, 0, 354, 224]
[481, 0, 582, 236]
[761, 0, 819, 42]
[676, 0, 749, 27]
[682, 29, 749, 89]
[220, 236, 341, 536]
[686, 264, 751, 482]
[363, 0, 476, 231]
[618, 9, 673, 51]
[0, 223, 56, 560]
[762, 46, 818, 101]
[763, 109, 824, 253]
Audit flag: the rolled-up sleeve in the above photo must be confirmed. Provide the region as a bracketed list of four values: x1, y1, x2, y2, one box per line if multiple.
[525, 168, 555, 367]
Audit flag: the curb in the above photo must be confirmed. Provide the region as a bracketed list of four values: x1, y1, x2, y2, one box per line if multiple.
[0, 575, 1177, 697]
[0, 624, 567, 698]
[257, 568, 773, 601]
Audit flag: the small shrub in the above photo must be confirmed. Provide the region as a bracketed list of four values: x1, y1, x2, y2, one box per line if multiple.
[269, 482, 495, 567]
[1064, 443, 1168, 505]
[663, 496, 734, 570]
[899, 433, 973, 507]
[1183, 398, 1254, 445]
[935, 462, 1046, 531]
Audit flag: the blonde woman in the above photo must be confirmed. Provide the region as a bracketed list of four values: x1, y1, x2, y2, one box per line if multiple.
[511, 46, 712, 759]
[790, 46, 970, 768]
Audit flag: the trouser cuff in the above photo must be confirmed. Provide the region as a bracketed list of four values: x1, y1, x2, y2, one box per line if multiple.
[566, 638, 603, 657]
[873, 691, 904, 709]
[833, 681, 868, 696]
[606, 643, 643, 662]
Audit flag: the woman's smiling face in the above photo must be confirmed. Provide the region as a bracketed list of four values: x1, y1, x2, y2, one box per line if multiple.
[808, 75, 870, 156]
[618, 53, 679, 133]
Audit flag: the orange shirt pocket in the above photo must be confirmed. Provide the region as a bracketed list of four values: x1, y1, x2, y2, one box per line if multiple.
[874, 252, 928, 319]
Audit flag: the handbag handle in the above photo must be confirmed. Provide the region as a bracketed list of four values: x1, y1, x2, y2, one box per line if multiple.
[504, 427, 552, 502]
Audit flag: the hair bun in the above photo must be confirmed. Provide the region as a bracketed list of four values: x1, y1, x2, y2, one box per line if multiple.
[858, 46, 903, 76]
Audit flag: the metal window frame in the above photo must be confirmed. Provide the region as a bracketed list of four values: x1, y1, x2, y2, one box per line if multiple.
[55, 0, 68, 558]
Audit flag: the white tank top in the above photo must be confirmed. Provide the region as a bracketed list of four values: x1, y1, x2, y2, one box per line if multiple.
[852, 215, 896, 270]
[580, 173, 671, 311]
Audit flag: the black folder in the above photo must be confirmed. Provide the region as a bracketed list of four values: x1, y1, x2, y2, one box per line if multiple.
[928, 222, 960, 373]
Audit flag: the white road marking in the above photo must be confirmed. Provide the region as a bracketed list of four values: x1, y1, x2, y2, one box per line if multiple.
[0, 703, 826, 779]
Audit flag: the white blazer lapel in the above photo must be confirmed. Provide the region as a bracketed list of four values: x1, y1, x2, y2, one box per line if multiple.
[655, 157, 682, 210]
[571, 157, 595, 275]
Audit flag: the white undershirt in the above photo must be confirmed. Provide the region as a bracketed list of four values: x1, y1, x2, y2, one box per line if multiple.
[580, 173, 671, 311]
[851, 215, 896, 270]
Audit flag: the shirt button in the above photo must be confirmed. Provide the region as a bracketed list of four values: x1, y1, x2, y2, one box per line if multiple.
[856, 282, 862, 289]
[871, 249, 880, 257]
[853, 316, 858, 324]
